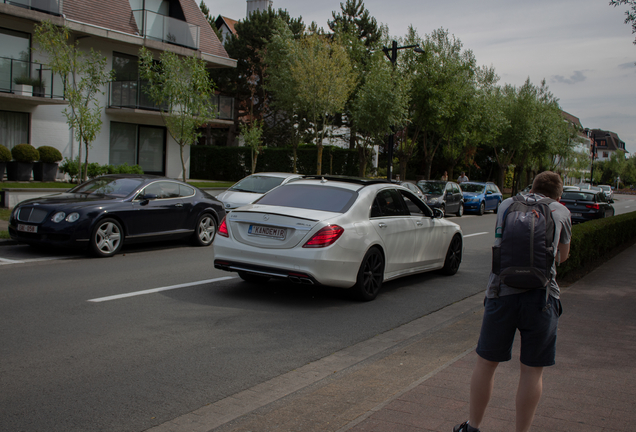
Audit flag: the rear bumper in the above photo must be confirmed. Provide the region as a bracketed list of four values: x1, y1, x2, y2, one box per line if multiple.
[213, 238, 363, 288]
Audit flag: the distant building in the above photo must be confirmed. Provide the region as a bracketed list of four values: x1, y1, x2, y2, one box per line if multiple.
[214, 16, 238, 44]
[247, 0, 272, 16]
[588, 129, 628, 161]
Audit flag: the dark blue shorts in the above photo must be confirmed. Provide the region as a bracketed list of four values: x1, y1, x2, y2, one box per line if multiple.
[476, 290, 563, 367]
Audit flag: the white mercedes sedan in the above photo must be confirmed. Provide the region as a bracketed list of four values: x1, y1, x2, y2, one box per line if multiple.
[214, 176, 463, 301]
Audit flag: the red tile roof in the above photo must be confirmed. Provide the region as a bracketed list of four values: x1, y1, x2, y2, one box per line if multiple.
[62, 0, 228, 59]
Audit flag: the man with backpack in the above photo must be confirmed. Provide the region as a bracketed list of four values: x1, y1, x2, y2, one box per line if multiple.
[454, 171, 572, 432]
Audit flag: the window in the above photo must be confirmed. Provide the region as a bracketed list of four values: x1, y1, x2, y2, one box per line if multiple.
[109, 122, 166, 175]
[373, 189, 409, 217]
[0, 28, 31, 93]
[399, 190, 432, 217]
[0, 110, 29, 150]
[603, 152, 609, 158]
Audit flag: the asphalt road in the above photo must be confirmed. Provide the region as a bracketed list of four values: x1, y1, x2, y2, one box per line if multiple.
[1, 194, 634, 432]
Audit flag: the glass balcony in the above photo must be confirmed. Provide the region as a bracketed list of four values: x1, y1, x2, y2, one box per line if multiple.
[0, 56, 65, 98]
[3, 0, 63, 16]
[109, 80, 234, 120]
[132, 9, 199, 50]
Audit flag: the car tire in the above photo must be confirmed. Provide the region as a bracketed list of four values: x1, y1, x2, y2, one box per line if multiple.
[478, 202, 485, 216]
[353, 247, 384, 302]
[493, 200, 501, 214]
[192, 213, 217, 246]
[440, 234, 462, 276]
[238, 271, 270, 284]
[456, 202, 463, 217]
[90, 218, 123, 258]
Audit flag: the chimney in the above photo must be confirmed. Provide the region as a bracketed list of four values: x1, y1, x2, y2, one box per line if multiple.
[246, 0, 272, 16]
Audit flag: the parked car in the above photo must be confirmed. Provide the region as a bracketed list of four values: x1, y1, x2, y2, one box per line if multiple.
[416, 180, 464, 216]
[598, 185, 614, 202]
[461, 182, 503, 215]
[214, 176, 463, 301]
[563, 185, 580, 192]
[8, 175, 226, 257]
[560, 190, 615, 223]
[397, 180, 426, 200]
[216, 172, 303, 210]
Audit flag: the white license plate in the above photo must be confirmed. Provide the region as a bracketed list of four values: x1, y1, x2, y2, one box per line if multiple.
[571, 213, 582, 218]
[17, 224, 37, 233]
[248, 224, 286, 239]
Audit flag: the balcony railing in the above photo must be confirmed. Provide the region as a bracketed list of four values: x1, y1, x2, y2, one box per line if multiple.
[0, 56, 65, 99]
[109, 80, 234, 120]
[3, 0, 63, 15]
[108, 80, 234, 120]
[132, 9, 200, 50]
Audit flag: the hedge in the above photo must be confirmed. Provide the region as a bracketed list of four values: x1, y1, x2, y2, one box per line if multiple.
[557, 211, 636, 280]
[190, 146, 359, 181]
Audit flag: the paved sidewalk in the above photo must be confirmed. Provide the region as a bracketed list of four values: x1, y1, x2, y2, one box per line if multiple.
[182, 244, 636, 432]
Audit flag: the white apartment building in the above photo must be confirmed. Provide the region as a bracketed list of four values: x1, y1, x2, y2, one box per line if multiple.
[0, 0, 236, 179]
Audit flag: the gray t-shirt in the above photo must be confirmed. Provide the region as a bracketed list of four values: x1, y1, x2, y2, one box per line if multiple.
[486, 193, 572, 299]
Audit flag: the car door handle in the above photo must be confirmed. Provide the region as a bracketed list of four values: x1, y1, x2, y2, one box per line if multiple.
[416, 221, 423, 226]
[175, 203, 183, 207]
[378, 222, 387, 228]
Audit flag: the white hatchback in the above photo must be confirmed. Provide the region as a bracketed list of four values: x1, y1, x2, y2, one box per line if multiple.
[214, 176, 463, 301]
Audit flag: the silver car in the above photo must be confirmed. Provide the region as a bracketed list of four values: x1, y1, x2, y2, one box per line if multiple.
[216, 172, 302, 210]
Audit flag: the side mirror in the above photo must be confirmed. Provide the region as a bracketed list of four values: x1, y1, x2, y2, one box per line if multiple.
[433, 208, 444, 219]
[143, 193, 158, 200]
[486, 190, 492, 195]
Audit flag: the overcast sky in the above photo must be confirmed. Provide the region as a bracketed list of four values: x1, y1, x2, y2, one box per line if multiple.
[205, 0, 636, 154]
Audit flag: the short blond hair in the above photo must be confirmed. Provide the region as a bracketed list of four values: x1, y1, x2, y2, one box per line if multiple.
[532, 171, 563, 200]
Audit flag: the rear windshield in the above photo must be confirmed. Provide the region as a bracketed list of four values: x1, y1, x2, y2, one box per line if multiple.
[417, 182, 444, 194]
[229, 175, 286, 194]
[69, 177, 144, 197]
[561, 191, 595, 201]
[461, 183, 486, 193]
[254, 184, 358, 213]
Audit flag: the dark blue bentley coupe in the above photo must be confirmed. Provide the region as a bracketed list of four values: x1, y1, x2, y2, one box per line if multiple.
[8, 175, 226, 257]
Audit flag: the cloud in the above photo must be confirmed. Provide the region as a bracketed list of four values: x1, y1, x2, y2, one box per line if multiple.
[551, 70, 587, 85]
[618, 61, 636, 70]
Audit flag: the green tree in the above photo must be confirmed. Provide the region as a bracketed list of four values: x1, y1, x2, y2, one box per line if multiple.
[350, 51, 410, 177]
[289, 34, 357, 174]
[610, 0, 636, 43]
[212, 9, 304, 146]
[328, 0, 382, 48]
[407, 27, 479, 180]
[240, 120, 264, 174]
[138, 47, 215, 182]
[33, 21, 113, 182]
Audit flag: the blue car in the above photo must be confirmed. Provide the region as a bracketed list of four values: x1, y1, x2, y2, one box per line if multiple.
[461, 182, 503, 215]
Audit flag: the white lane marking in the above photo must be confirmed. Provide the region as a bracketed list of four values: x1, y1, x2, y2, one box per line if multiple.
[0, 257, 23, 264]
[0, 256, 78, 265]
[87, 276, 237, 303]
[464, 232, 489, 238]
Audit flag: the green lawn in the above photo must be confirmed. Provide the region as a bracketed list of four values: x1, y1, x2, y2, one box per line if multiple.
[0, 208, 9, 239]
[1, 182, 73, 189]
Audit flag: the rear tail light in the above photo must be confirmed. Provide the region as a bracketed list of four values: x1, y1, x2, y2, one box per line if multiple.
[585, 203, 600, 210]
[218, 216, 229, 237]
[303, 225, 344, 248]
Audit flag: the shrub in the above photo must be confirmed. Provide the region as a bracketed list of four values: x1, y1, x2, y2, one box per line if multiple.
[59, 157, 143, 181]
[13, 76, 44, 87]
[37, 146, 63, 163]
[557, 211, 636, 280]
[0, 145, 11, 162]
[11, 143, 39, 163]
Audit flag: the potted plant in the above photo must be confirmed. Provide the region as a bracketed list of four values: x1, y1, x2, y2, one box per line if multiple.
[0, 144, 11, 180]
[33, 146, 63, 181]
[13, 76, 45, 96]
[7, 143, 39, 181]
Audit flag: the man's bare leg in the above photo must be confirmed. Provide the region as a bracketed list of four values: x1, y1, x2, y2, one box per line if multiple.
[515, 363, 544, 432]
[468, 356, 499, 429]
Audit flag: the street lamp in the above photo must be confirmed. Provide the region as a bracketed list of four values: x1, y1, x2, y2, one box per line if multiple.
[382, 40, 424, 181]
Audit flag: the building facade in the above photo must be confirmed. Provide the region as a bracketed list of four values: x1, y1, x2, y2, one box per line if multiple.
[0, 0, 236, 180]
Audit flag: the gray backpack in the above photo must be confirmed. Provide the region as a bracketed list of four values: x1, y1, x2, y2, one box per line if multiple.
[492, 195, 555, 290]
